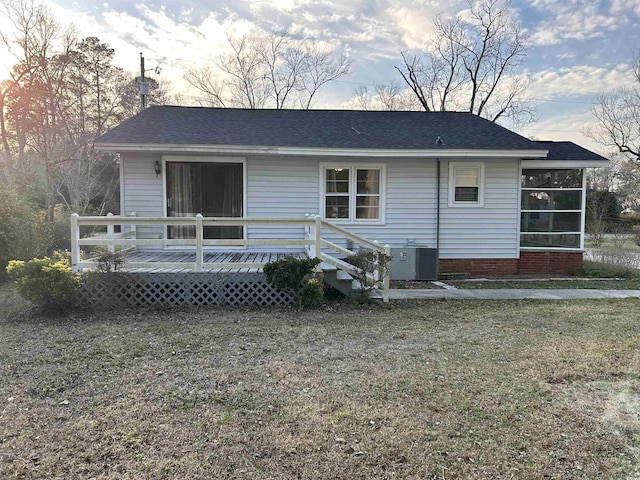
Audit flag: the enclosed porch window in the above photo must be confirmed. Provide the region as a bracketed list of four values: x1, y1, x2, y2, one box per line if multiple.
[520, 168, 584, 249]
[166, 161, 243, 239]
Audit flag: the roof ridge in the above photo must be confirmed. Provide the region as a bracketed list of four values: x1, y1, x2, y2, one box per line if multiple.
[145, 105, 478, 115]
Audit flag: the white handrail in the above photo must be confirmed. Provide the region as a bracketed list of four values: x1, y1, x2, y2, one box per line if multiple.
[70, 214, 390, 302]
[319, 220, 385, 253]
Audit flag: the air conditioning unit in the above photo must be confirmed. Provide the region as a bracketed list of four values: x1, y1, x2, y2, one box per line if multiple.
[390, 246, 438, 281]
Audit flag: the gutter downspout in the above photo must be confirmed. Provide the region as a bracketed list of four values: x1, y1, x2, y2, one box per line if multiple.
[436, 158, 441, 279]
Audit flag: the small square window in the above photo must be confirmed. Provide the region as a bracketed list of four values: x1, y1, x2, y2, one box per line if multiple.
[449, 163, 484, 206]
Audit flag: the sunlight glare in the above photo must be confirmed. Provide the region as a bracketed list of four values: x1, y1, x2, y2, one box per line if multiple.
[0, 47, 14, 82]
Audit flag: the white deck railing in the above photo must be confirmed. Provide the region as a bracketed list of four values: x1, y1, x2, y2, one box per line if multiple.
[70, 213, 390, 302]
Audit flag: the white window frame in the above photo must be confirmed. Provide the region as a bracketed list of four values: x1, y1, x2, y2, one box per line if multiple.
[162, 155, 247, 249]
[519, 168, 585, 251]
[448, 162, 485, 207]
[319, 163, 386, 225]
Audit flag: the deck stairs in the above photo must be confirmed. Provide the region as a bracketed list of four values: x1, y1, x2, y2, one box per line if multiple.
[320, 261, 362, 297]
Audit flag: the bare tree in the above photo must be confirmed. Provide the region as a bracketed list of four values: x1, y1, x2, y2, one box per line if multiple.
[0, 0, 53, 162]
[184, 65, 227, 107]
[393, 0, 534, 126]
[0, 1, 137, 219]
[185, 30, 352, 109]
[588, 54, 640, 161]
[350, 82, 422, 111]
[298, 43, 352, 109]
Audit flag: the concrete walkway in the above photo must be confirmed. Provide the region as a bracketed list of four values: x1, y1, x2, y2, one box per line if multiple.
[372, 289, 640, 300]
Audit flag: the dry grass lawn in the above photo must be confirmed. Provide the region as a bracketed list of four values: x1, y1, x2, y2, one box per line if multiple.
[1, 283, 640, 479]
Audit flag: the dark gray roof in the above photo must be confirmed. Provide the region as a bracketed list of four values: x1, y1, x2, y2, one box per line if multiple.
[96, 106, 543, 151]
[532, 141, 608, 162]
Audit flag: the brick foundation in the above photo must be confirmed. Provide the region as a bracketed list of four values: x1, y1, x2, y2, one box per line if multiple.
[439, 258, 518, 276]
[517, 251, 583, 275]
[439, 251, 583, 276]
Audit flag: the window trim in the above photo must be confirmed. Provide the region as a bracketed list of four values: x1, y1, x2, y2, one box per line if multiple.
[519, 167, 586, 251]
[161, 155, 247, 249]
[448, 162, 485, 207]
[319, 163, 386, 225]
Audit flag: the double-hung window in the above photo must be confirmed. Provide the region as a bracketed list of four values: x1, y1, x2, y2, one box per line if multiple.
[449, 162, 484, 206]
[323, 165, 384, 223]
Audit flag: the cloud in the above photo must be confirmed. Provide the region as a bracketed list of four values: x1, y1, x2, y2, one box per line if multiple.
[386, 5, 438, 50]
[556, 52, 576, 61]
[528, 64, 634, 99]
[519, 109, 605, 154]
[611, 0, 640, 15]
[527, 0, 623, 46]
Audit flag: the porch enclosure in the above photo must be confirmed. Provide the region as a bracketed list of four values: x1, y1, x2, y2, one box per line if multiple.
[70, 214, 391, 303]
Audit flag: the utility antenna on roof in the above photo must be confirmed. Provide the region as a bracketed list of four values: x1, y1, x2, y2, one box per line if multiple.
[138, 53, 162, 110]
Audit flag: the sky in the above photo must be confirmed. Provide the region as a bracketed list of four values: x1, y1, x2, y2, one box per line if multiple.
[1, 0, 639, 154]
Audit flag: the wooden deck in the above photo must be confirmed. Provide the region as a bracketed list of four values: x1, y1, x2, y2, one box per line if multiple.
[72, 215, 390, 302]
[118, 250, 307, 273]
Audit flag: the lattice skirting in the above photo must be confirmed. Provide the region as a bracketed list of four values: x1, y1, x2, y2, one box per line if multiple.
[75, 272, 296, 308]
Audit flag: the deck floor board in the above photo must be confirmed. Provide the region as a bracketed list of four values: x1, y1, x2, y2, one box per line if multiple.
[113, 250, 306, 273]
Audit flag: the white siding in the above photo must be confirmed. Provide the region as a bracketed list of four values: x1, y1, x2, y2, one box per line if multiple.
[121, 152, 164, 241]
[439, 159, 519, 258]
[333, 158, 438, 247]
[246, 156, 440, 251]
[246, 155, 318, 251]
[120, 152, 520, 258]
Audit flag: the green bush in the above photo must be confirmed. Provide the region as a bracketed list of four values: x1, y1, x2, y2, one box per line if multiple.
[586, 190, 622, 228]
[94, 251, 127, 273]
[0, 183, 53, 276]
[300, 277, 324, 307]
[580, 260, 639, 279]
[6, 251, 80, 308]
[263, 256, 322, 308]
[52, 204, 72, 251]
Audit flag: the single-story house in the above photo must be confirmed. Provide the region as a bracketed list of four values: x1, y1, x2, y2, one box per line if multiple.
[93, 106, 607, 278]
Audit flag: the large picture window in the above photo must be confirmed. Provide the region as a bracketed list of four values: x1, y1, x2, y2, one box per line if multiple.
[166, 161, 244, 239]
[449, 162, 484, 206]
[520, 168, 584, 249]
[322, 165, 384, 223]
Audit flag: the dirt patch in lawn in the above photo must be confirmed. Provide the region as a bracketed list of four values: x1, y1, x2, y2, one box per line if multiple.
[1, 283, 640, 478]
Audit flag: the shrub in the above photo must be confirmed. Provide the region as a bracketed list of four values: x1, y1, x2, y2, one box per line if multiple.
[263, 256, 321, 308]
[0, 183, 53, 276]
[95, 251, 127, 273]
[344, 250, 391, 299]
[633, 226, 640, 247]
[6, 251, 80, 308]
[581, 260, 639, 279]
[586, 190, 621, 228]
[52, 204, 72, 251]
[300, 277, 324, 307]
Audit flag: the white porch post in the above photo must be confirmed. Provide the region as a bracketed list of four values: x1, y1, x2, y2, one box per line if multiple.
[383, 244, 391, 303]
[373, 240, 380, 281]
[314, 215, 322, 260]
[129, 212, 137, 252]
[195, 214, 203, 272]
[305, 214, 314, 258]
[70, 213, 80, 271]
[106, 212, 115, 253]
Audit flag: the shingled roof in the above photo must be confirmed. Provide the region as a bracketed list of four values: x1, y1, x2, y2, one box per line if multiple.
[532, 141, 608, 162]
[96, 106, 544, 151]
